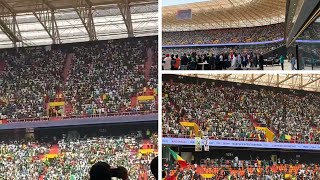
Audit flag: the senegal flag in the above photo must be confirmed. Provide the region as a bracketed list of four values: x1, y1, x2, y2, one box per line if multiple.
[169, 149, 187, 168]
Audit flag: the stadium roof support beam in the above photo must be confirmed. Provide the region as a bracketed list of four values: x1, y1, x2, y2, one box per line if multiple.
[277, 74, 298, 86]
[200, 11, 224, 28]
[43, 0, 55, 10]
[301, 77, 320, 88]
[85, 0, 93, 7]
[248, 8, 269, 24]
[118, 0, 134, 38]
[253, 2, 284, 22]
[242, 74, 249, 83]
[222, 74, 232, 80]
[0, 1, 23, 47]
[74, 0, 97, 41]
[33, 2, 61, 44]
[250, 74, 265, 83]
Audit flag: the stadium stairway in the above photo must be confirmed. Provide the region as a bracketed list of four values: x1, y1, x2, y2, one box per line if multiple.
[61, 53, 75, 114]
[50, 144, 60, 154]
[62, 53, 74, 84]
[144, 47, 154, 81]
[0, 60, 6, 73]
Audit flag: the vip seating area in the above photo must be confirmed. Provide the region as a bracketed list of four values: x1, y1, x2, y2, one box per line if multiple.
[0, 36, 158, 123]
[162, 80, 320, 144]
[162, 45, 283, 70]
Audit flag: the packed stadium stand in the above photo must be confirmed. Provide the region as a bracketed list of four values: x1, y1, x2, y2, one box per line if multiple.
[0, 0, 158, 179]
[0, 36, 158, 123]
[163, 23, 284, 45]
[163, 135, 320, 179]
[0, 123, 158, 179]
[299, 22, 320, 40]
[162, 74, 320, 144]
[166, 160, 320, 179]
[162, 0, 320, 70]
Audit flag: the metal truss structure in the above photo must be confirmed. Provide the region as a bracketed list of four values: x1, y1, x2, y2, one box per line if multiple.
[163, 0, 286, 32]
[0, 0, 158, 48]
[186, 74, 320, 92]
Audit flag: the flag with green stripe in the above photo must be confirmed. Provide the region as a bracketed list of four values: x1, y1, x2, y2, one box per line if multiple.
[169, 149, 187, 168]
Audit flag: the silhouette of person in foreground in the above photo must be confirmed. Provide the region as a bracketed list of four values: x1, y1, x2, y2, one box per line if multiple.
[90, 162, 128, 180]
[150, 156, 159, 180]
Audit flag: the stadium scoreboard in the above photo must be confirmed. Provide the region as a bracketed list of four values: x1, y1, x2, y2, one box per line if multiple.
[176, 9, 192, 20]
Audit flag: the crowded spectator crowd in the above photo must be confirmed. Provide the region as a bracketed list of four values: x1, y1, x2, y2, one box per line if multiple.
[0, 36, 158, 121]
[0, 47, 65, 120]
[64, 38, 158, 115]
[166, 157, 320, 179]
[162, 81, 320, 143]
[299, 22, 320, 40]
[0, 132, 157, 179]
[163, 23, 284, 45]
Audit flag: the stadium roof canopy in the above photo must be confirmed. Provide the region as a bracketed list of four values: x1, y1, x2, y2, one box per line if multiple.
[162, 0, 286, 32]
[0, 0, 157, 49]
[185, 74, 320, 92]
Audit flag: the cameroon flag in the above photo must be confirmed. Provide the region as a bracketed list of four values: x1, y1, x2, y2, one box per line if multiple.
[169, 149, 187, 168]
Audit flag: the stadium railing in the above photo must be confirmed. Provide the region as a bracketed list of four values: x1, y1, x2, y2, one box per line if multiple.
[3, 110, 158, 123]
[163, 133, 320, 144]
[162, 134, 264, 142]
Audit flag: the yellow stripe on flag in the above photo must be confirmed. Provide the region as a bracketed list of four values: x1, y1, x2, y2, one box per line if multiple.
[49, 102, 65, 107]
[285, 135, 291, 140]
[201, 174, 214, 178]
[45, 154, 58, 159]
[137, 96, 154, 101]
[139, 149, 154, 154]
[180, 122, 196, 127]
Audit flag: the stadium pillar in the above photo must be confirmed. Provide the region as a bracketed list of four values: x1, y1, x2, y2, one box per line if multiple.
[296, 45, 300, 70]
